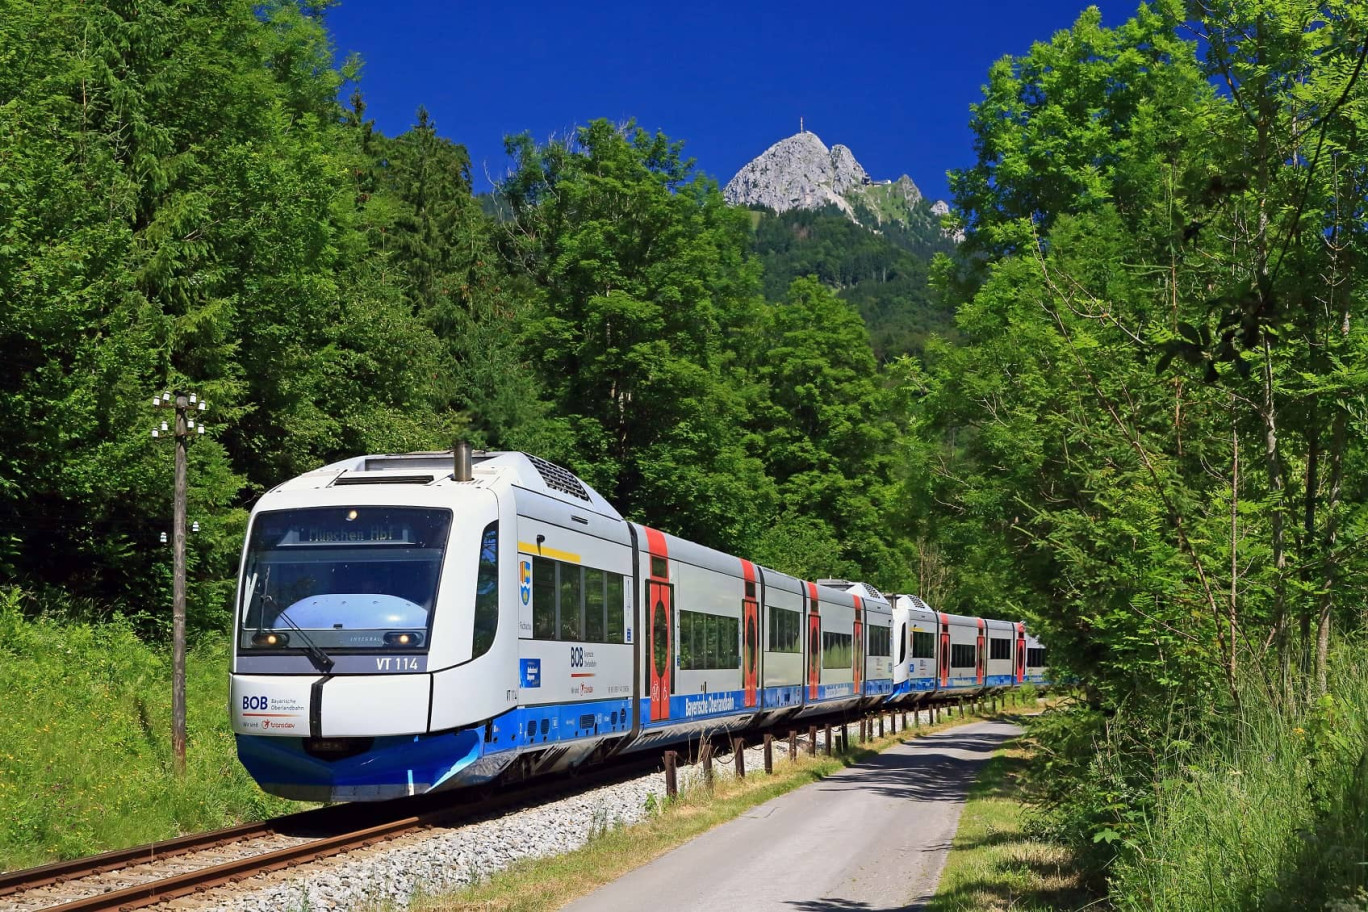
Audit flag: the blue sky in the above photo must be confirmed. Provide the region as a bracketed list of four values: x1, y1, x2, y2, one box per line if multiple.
[327, 1, 1138, 203]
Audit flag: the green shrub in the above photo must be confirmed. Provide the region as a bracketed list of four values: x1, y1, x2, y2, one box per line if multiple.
[0, 587, 299, 870]
[1110, 647, 1368, 911]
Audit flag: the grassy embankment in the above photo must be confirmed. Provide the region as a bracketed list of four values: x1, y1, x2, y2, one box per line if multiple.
[374, 696, 1044, 912]
[933, 648, 1368, 912]
[1109, 647, 1368, 911]
[927, 736, 1089, 912]
[0, 589, 299, 871]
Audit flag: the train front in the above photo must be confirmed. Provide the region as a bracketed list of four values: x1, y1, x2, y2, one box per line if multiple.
[229, 453, 515, 801]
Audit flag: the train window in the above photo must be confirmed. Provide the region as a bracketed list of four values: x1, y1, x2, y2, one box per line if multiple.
[767, 606, 800, 653]
[911, 631, 935, 658]
[678, 610, 740, 670]
[821, 631, 853, 669]
[990, 637, 1011, 660]
[651, 556, 668, 579]
[584, 568, 605, 642]
[606, 573, 625, 643]
[1028, 647, 1047, 666]
[532, 557, 556, 639]
[745, 580, 756, 598]
[472, 522, 499, 658]
[868, 625, 891, 657]
[951, 643, 977, 668]
[558, 564, 583, 641]
[534, 559, 626, 644]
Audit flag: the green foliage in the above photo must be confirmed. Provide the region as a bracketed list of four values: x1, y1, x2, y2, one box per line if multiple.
[0, 589, 296, 869]
[1111, 646, 1368, 911]
[917, 0, 1368, 903]
[749, 277, 909, 585]
[498, 120, 777, 551]
[750, 206, 955, 359]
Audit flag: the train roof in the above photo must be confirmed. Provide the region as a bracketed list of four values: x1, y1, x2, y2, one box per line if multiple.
[278, 450, 623, 519]
[816, 579, 890, 606]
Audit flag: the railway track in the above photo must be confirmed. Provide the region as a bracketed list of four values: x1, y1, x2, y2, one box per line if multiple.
[0, 754, 662, 912]
[0, 702, 989, 912]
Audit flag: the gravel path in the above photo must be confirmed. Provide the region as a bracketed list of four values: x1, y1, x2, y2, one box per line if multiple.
[186, 709, 953, 912]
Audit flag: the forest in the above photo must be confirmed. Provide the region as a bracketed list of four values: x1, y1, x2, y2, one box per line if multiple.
[2, 0, 1367, 907]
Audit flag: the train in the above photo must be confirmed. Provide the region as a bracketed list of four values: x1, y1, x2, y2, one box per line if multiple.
[229, 447, 1047, 801]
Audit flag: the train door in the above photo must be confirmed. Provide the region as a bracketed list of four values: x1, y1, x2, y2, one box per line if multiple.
[1015, 623, 1026, 683]
[806, 582, 821, 701]
[645, 528, 673, 722]
[975, 619, 986, 686]
[742, 561, 759, 708]
[938, 613, 950, 687]
[852, 595, 864, 696]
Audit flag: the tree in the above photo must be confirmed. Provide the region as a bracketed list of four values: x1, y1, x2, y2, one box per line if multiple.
[498, 120, 774, 550]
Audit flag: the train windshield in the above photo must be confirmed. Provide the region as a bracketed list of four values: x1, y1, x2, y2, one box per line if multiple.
[238, 506, 451, 651]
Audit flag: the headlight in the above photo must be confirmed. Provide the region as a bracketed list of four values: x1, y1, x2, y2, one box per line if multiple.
[252, 631, 289, 647]
[383, 631, 423, 647]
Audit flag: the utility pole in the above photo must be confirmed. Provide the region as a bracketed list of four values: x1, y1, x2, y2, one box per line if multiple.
[153, 390, 207, 776]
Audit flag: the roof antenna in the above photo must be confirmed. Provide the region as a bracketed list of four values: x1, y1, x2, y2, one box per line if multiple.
[453, 440, 473, 482]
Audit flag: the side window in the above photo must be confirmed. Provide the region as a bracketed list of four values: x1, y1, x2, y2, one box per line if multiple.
[678, 610, 740, 669]
[606, 573, 625, 642]
[951, 643, 977, 668]
[911, 631, 935, 658]
[990, 637, 1011, 660]
[585, 568, 605, 642]
[767, 606, 800, 653]
[532, 557, 627, 644]
[821, 631, 853, 668]
[532, 557, 556, 639]
[472, 522, 499, 658]
[558, 564, 583, 641]
[868, 625, 890, 657]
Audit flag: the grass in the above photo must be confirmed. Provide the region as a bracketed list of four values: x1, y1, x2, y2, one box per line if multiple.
[366, 698, 1046, 912]
[1109, 646, 1368, 912]
[0, 588, 300, 871]
[926, 740, 1090, 912]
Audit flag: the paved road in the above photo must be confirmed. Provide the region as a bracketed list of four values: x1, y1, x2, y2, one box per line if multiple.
[565, 718, 1023, 912]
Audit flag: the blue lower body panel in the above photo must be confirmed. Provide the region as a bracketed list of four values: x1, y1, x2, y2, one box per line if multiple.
[236, 729, 484, 802]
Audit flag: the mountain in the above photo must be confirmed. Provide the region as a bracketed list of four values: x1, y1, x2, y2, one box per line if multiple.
[728, 131, 959, 360]
[723, 131, 953, 245]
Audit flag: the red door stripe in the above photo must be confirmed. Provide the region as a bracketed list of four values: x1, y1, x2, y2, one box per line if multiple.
[741, 560, 759, 708]
[643, 527, 671, 722]
[852, 594, 863, 697]
[806, 582, 821, 701]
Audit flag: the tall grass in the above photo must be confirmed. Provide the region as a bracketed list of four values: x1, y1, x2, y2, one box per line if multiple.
[1112, 646, 1368, 911]
[0, 588, 299, 871]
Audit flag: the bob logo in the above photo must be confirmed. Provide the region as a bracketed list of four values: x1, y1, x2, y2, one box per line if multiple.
[519, 558, 533, 606]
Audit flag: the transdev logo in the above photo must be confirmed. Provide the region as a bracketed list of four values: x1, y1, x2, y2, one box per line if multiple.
[519, 558, 533, 606]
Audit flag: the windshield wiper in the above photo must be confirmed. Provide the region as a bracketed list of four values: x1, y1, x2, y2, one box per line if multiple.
[272, 608, 336, 674]
[256, 578, 335, 674]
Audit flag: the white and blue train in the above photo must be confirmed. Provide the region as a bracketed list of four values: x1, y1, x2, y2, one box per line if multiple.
[230, 448, 1048, 801]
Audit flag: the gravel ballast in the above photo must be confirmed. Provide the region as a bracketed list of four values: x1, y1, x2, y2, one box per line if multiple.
[200, 710, 951, 912]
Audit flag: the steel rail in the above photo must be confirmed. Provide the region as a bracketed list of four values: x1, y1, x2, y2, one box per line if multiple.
[0, 804, 339, 899]
[7, 752, 663, 912]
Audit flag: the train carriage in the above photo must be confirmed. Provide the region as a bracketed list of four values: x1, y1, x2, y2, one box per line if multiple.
[757, 568, 806, 724]
[1024, 632, 1049, 684]
[817, 580, 894, 708]
[936, 611, 987, 695]
[982, 618, 1018, 691]
[893, 594, 940, 703]
[229, 448, 1048, 802]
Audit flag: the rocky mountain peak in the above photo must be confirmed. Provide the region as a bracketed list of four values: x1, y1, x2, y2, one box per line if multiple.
[723, 131, 869, 218]
[723, 131, 954, 242]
